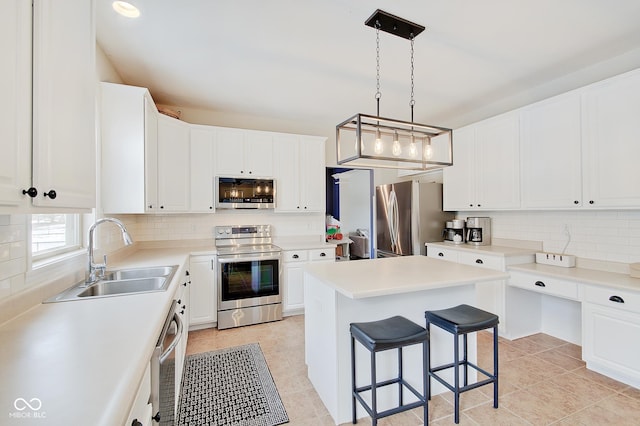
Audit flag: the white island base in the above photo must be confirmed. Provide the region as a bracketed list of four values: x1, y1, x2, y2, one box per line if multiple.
[303, 256, 509, 425]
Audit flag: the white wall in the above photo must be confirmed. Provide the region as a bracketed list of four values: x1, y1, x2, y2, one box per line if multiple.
[335, 170, 371, 236]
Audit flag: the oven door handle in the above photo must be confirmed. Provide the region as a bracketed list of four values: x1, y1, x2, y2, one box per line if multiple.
[218, 254, 281, 263]
[159, 312, 183, 363]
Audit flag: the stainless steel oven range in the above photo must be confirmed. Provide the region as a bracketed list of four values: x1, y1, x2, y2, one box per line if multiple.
[215, 225, 282, 329]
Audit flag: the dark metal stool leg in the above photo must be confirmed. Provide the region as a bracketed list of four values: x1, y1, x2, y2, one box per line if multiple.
[351, 335, 357, 424]
[423, 340, 429, 425]
[454, 333, 460, 424]
[493, 325, 499, 409]
[398, 347, 403, 406]
[426, 322, 432, 400]
[371, 349, 377, 426]
[463, 333, 468, 387]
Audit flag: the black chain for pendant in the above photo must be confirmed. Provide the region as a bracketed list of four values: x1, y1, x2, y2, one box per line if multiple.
[410, 34, 415, 123]
[375, 22, 381, 117]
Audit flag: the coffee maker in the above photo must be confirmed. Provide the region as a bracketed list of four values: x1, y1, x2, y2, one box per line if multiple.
[443, 219, 466, 244]
[466, 217, 491, 246]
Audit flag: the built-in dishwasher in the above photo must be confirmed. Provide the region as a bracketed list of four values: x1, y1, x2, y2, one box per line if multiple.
[151, 300, 184, 425]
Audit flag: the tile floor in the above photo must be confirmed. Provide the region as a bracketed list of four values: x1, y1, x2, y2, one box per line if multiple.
[186, 316, 640, 425]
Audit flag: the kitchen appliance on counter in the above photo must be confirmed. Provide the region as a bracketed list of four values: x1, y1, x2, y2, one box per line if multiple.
[466, 217, 491, 246]
[443, 219, 466, 244]
[215, 177, 275, 209]
[215, 225, 282, 329]
[376, 181, 454, 257]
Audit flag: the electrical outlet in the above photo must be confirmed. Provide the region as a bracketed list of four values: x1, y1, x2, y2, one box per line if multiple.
[535, 252, 576, 268]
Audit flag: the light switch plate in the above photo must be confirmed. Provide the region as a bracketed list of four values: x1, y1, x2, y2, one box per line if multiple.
[535, 252, 576, 268]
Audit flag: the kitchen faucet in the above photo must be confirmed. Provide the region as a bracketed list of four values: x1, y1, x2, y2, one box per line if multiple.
[86, 217, 134, 284]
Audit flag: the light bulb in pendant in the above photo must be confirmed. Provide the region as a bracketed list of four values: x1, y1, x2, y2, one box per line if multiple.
[409, 134, 417, 157]
[424, 140, 433, 160]
[392, 131, 401, 156]
[374, 128, 383, 154]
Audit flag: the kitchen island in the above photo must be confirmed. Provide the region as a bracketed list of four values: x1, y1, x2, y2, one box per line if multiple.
[303, 255, 509, 425]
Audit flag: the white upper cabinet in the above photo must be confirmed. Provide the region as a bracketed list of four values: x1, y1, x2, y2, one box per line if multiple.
[582, 69, 640, 208]
[0, 0, 31, 209]
[1, 0, 95, 212]
[31, 0, 96, 210]
[274, 135, 326, 212]
[215, 129, 273, 177]
[443, 125, 475, 210]
[520, 92, 583, 209]
[190, 126, 217, 212]
[157, 115, 190, 212]
[101, 83, 159, 214]
[444, 112, 520, 210]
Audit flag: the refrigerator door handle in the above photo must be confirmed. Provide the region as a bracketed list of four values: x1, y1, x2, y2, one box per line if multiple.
[388, 189, 399, 252]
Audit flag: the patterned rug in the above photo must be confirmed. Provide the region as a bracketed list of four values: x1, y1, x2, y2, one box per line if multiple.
[177, 343, 289, 426]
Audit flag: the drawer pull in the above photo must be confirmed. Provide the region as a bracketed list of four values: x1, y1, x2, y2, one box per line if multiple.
[320, 252, 326, 257]
[292, 254, 299, 259]
[438, 252, 444, 257]
[609, 295, 625, 304]
[475, 259, 483, 264]
[534, 281, 546, 287]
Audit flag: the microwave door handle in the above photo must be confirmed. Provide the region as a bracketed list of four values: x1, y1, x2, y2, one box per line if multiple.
[159, 313, 184, 363]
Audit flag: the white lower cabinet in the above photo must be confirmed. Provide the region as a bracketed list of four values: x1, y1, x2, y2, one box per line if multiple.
[282, 247, 334, 314]
[426, 244, 534, 336]
[126, 362, 152, 426]
[189, 255, 217, 328]
[582, 285, 640, 388]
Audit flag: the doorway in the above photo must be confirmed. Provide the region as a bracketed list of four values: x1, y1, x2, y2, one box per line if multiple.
[325, 167, 374, 259]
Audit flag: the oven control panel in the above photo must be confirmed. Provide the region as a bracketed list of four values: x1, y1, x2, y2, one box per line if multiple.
[215, 225, 271, 240]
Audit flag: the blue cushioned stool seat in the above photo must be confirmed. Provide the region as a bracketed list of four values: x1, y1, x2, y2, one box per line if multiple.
[425, 304, 499, 424]
[350, 316, 429, 425]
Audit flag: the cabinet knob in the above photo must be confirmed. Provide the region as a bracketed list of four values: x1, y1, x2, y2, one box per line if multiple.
[574, 200, 579, 205]
[475, 259, 483, 264]
[183, 282, 188, 287]
[477, 204, 481, 207]
[43, 189, 57, 199]
[469, 204, 473, 207]
[160, 205, 164, 209]
[148, 205, 153, 209]
[131, 420, 142, 426]
[209, 206, 213, 209]
[320, 252, 326, 257]
[292, 254, 299, 259]
[589, 200, 594, 205]
[609, 295, 625, 303]
[534, 280, 546, 287]
[438, 252, 444, 257]
[177, 299, 182, 304]
[22, 187, 38, 198]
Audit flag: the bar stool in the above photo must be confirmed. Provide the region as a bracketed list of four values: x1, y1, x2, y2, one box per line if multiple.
[350, 316, 429, 425]
[425, 304, 499, 424]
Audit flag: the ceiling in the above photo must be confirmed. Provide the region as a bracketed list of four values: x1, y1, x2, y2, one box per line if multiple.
[97, 0, 640, 133]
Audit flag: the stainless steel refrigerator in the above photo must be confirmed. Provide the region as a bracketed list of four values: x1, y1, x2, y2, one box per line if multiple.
[376, 181, 454, 257]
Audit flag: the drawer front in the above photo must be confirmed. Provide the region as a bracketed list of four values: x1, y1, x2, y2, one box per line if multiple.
[426, 246, 459, 262]
[309, 248, 335, 262]
[282, 250, 309, 263]
[458, 252, 504, 271]
[509, 271, 579, 300]
[584, 285, 640, 313]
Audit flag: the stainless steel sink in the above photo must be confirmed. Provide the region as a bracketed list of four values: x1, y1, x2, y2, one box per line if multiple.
[76, 277, 168, 297]
[44, 265, 178, 303]
[101, 266, 176, 281]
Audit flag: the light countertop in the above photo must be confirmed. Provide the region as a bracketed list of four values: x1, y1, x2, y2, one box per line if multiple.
[426, 241, 538, 257]
[0, 248, 194, 426]
[303, 255, 509, 299]
[509, 262, 640, 292]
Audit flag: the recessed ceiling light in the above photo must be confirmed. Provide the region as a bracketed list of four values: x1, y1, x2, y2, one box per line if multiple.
[112, 1, 140, 18]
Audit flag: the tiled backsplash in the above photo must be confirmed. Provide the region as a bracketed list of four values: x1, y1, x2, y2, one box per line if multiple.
[2, 209, 639, 305]
[457, 210, 640, 263]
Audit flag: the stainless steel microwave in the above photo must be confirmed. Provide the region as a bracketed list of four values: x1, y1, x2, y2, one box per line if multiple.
[215, 177, 275, 209]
